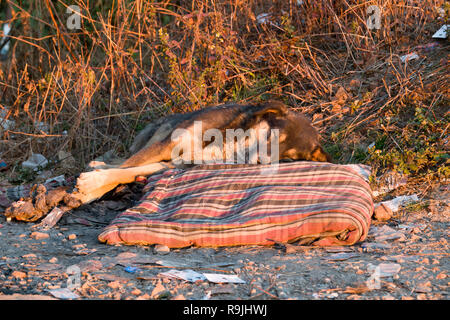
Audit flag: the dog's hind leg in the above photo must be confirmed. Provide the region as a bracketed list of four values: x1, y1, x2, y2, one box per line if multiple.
[120, 139, 177, 168]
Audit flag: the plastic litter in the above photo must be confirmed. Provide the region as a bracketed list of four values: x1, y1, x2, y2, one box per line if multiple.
[159, 269, 206, 282]
[47, 288, 80, 300]
[203, 273, 245, 284]
[376, 194, 419, 212]
[432, 24, 448, 39]
[124, 266, 141, 274]
[256, 13, 271, 24]
[0, 159, 7, 171]
[400, 52, 419, 63]
[22, 153, 48, 171]
[368, 263, 401, 278]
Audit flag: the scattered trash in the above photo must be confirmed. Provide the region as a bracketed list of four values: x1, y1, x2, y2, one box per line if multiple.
[0, 159, 7, 171]
[159, 269, 206, 282]
[256, 13, 271, 24]
[369, 225, 406, 242]
[21, 154, 48, 171]
[326, 252, 359, 261]
[47, 288, 79, 300]
[400, 52, 419, 63]
[154, 259, 192, 268]
[376, 194, 419, 212]
[368, 263, 401, 278]
[203, 273, 245, 284]
[44, 175, 66, 186]
[0, 110, 14, 131]
[0, 23, 11, 56]
[124, 266, 141, 274]
[432, 24, 449, 39]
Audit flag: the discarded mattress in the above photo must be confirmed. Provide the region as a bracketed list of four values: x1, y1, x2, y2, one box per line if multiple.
[98, 162, 374, 247]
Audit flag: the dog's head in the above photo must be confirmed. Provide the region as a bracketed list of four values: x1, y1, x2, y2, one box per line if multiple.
[254, 101, 332, 163]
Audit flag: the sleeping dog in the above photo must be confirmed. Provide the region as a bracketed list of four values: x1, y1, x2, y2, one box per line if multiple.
[4, 100, 331, 225]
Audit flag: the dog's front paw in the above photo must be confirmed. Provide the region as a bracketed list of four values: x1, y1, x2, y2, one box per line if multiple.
[75, 170, 118, 203]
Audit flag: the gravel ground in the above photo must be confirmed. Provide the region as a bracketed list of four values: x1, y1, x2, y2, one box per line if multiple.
[0, 184, 448, 301]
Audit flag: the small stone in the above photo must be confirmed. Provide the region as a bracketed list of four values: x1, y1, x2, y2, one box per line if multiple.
[373, 203, 393, 221]
[108, 281, 122, 289]
[68, 234, 77, 240]
[172, 294, 186, 300]
[22, 254, 37, 259]
[154, 244, 170, 254]
[131, 289, 142, 296]
[150, 282, 166, 299]
[12, 271, 27, 279]
[30, 232, 49, 240]
[415, 281, 432, 293]
[436, 273, 446, 279]
[49, 257, 58, 263]
[136, 293, 151, 300]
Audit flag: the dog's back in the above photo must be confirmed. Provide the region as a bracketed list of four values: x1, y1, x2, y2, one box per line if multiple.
[128, 101, 331, 166]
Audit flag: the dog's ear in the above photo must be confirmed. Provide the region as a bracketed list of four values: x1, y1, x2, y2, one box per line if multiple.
[254, 101, 289, 121]
[310, 146, 333, 163]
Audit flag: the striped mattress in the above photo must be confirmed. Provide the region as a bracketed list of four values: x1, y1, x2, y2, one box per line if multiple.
[98, 162, 373, 247]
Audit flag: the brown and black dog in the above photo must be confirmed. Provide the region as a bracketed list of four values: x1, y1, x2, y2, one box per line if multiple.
[122, 100, 331, 167]
[4, 100, 331, 225]
[75, 100, 331, 203]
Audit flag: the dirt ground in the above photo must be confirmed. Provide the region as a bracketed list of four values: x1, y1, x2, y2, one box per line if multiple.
[0, 180, 448, 301]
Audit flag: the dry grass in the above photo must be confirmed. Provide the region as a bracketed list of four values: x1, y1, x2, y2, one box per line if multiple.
[0, 0, 448, 187]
